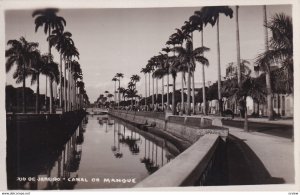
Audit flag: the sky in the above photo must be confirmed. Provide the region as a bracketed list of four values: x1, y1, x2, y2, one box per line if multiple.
[5, 4, 292, 103]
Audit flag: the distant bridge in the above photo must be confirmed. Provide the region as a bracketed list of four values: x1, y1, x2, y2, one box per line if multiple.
[86, 108, 108, 115]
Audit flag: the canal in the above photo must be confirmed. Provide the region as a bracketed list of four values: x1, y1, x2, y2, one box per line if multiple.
[7, 114, 180, 189]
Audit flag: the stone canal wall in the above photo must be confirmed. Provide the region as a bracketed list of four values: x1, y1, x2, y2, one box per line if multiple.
[108, 110, 228, 143]
[108, 110, 229, 187]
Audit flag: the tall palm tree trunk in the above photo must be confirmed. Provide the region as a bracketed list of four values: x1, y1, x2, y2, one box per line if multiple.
[22, 63, 26, 113]
[64, 60, 67, 112]
[49, 78, 54, 114]
[148, 72, 151, 110]
[118, 80, 121, 109]
[167, 74, 169, 109]
[216, 17, 222, 115]
[35, 73, 40, 113]
[59, 54, 63, 108]
[263, 5, 274, 120]
[74, 79, 76, 110]
[45, 76, 48, 111]
[187, 65, 191, 115]
[152, 75, 155, 111]
[144, 74, 147, 107]
[201, 31, 207, 115]
[114, 81, 116, 108]
[172, 76, 176, 115]
[48, 28, 53, 114]
[181, 71, 184, 115]
[162, 76, 164, 111]
[192, 71, 195, 114]
[236, 6, 241, 85]
[68, 66, 71, 111]
[156, 77, 158, 108]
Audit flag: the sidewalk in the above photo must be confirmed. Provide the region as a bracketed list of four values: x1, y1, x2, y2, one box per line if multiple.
[231, 117, 293, 126]
[226, 125, 295, 184]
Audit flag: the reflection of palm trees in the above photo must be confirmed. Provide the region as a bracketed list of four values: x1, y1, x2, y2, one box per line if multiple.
[111, 122, 117, 152]
[140, 138, 159, 174]
[76, 124, 84, 145]
[119, 128, 141, 155]
[114, 123, 123, 158]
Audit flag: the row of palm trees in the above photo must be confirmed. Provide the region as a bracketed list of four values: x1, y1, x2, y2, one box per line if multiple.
[135, 5, 292, 120]
[96, 6, 292, 121]
[6, 8, 89, 114]
[96, 73, 142, 109]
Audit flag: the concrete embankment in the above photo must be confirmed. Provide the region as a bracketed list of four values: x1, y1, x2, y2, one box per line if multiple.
[6, 110, 87, 156]
[109, 110, 229, 186]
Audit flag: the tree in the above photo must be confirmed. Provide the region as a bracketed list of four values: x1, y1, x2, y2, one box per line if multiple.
[118, 87, 126, 103]
[222, 77, 265, 131]
[162, 47, 172, 109]
[48, 29, 74, 108]
[32, 8, 66, 113]
[63, 43, 79, 112]
[130, 75, 140, 106]
[72, 61, 82, 110]
[152, 54, 169, 111]
[6, 37, 39, 113]
[140, 67, 150, 107]
[168, 56, 180, 115]
[112, 77, 118, 105]
[29, 52, 50, 113]
[169, 29, 188, 115]
[115, 73, 124, 109]
[43, 59, 60, 113]
[173, 40, 209, 115]
[146, 58, 156, 110]
[255, 12, 293, 120]
[190, 10, 211, 115]
[201, 6, 233, 115]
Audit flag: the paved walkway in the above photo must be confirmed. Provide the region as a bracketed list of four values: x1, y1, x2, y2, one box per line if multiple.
[230, 117, 293, 126]
[226, 125, 295, 184]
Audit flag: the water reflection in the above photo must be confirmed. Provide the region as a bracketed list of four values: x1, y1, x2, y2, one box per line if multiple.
[7, 114, 179, 189]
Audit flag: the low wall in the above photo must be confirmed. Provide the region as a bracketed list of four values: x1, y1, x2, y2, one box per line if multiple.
[109, 110, 228, 143]
[108, 110, 229, 186]
[135, 134, 227, 187]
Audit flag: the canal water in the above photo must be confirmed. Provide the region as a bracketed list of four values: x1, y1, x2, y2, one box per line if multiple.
[8, 114, 180, 189]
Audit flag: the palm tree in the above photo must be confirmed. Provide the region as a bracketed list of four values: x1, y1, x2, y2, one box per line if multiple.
[146, 59, 156, 110]
[162, 47, 172, 109]
[118, 87, 126, 104]
[169, 29, 187, 115]
[173, 40, 209, 115]
[140, 67, 149, 107]
[112, 77, 118, 105]
[63, 43, 79, 112]
[43, 60, 60, 113]
[190, 10, 211, 115]
[181, 20, 200, 115]
[127, 82, 137, 108]
[29, 52, 49, 113]
[167, 56, 180, 115]
[76, 80, 85, 109]
[201, 6, 233, 115]
[115, 73, 124, 109]
[6, 37, 39, 113]
[130, 74, 141, 106]
[72, 61, 82, 110]
[255, 12, 293, 120]
[107, 94, 114, 103]
[32, 8, 66, 113]
[48, 29, 74, 109]
[153, 67, 167, 111]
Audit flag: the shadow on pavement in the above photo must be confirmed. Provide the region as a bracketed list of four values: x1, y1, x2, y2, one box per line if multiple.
[226, 134, 285, 185]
